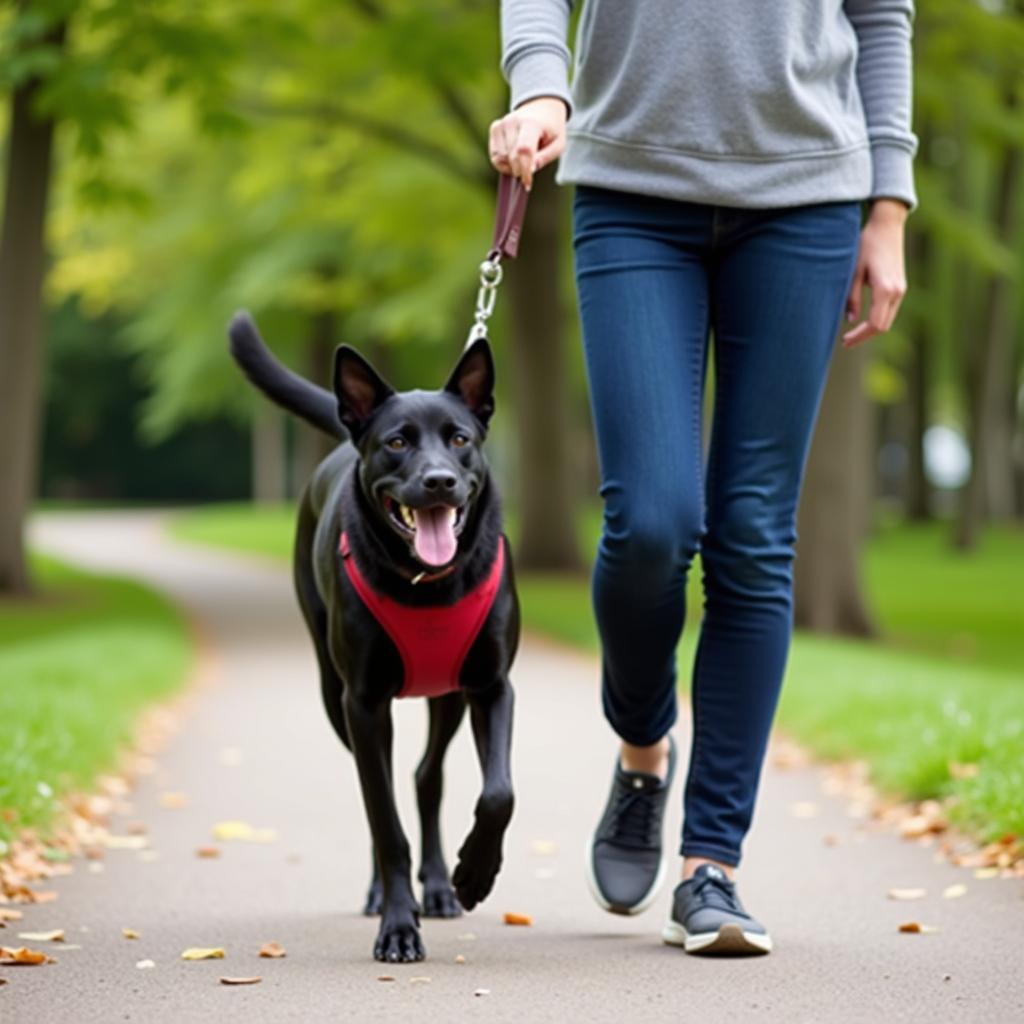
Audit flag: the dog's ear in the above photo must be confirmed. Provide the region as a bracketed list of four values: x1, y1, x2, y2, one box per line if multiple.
[444, 337, 495, 429]
[333, 346, 395, 438]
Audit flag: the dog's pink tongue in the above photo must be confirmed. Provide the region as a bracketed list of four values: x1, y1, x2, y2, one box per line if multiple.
[413, 506, 457, 567]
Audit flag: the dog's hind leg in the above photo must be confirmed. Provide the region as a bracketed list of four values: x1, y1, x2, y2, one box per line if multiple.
[415, 692, 467, 918]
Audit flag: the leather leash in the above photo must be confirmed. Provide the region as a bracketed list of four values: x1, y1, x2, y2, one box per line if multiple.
[467, 173, 530, 344]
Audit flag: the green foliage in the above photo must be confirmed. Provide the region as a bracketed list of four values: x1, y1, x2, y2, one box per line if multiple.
[0, 555, 190, 845]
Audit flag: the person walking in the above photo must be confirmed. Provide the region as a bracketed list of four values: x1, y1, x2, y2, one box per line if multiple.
[490, 1, 916, 955]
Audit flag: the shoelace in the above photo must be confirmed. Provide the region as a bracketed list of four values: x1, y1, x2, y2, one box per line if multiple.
[690, 873, 749, 917]
[609, 784, 659, 848]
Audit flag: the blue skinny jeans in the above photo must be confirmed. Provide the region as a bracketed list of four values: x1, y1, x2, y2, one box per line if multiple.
[572, 184, 862, 866]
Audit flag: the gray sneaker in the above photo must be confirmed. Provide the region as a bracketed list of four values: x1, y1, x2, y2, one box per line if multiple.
[662, 863, 773, 955]
[586, 735, 676, 915]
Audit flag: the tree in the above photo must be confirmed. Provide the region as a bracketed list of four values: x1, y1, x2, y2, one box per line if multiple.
[0, 3, 67, 594]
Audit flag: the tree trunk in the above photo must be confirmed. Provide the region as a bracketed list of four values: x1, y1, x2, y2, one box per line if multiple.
[292, 308, 337, 494]
[504, 170, 581, 570]
[252, 406, 288, 503]
[0, 15, 66, 595]
[793, 344, 875, 636]
[905, 227, 932, 521]
[954, 116, 1021, 549]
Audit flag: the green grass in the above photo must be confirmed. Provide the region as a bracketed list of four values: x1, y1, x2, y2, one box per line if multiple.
[170, 502, 1024, 840]
[0, 556, 191, 848]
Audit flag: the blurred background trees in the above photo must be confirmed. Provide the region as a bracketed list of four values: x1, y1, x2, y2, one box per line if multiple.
[2, 0, 1022, 626]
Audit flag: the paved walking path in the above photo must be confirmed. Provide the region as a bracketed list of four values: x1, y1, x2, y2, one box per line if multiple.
[7, 511, 1022, 1022]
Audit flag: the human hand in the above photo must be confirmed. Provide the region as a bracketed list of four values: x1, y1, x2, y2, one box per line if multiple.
[842, 199, 909, 348]
[488, 97, 568, 191]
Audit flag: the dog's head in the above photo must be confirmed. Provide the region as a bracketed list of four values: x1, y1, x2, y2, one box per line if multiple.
[335, 339, 495, 569]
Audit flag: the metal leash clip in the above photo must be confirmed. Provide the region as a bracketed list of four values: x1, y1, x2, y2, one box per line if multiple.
[465, 174, 529, 346]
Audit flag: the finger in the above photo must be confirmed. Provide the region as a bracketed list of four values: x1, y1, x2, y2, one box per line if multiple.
[499, 117, 519, 166]
[845, 262, 867, 323]
[510, 119, 541, 189]
[488, 120, 512, 172]
[841, 319, 878, 348]
[534, 133, 566, 173]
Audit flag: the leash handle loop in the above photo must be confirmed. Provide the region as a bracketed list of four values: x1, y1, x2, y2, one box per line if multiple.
[466, 174, 529, 346]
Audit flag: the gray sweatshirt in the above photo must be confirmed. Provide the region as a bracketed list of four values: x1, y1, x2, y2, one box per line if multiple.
[501, 0, 918, 209]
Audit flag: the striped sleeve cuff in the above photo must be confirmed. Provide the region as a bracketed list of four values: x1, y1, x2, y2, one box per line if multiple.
[505, 48, 572, 115]
[870, 141, 918, 211]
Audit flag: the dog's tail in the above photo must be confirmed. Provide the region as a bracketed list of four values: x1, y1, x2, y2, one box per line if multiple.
[228, 311, 346, 440]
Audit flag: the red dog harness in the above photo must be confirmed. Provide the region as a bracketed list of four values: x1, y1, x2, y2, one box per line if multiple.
[339, 532, 505, 699]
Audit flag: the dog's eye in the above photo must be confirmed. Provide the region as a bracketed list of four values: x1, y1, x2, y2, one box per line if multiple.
[451, 433, 470, 449]
[386, 437, 407, 452]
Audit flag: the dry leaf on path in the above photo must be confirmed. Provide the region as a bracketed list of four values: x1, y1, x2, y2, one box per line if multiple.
[258, 942, 286, 959]
[943, 884, 967, 900]
[474, 988, 491, 997]
[0, 910, 23, 923]
[159, 792, 187, 810]
[136, 959, 155, 970]
[0, 978, 7, 985]
[454, 954, 466, 964]
[409, 976, 431, 984]
[973, 867, 999, 880]
[17, 930, 64, 943]
[181, 947, 225, 960]
[503, 912, 533, 926]
[898, 922, 938, 934]
[122, 928, 140, 940]
[887, 888, 926, 901]
[790, 802, 819, 819]
[212, 821, 276, 843]
[0, 946, 52, 965]
[220, 976, 261, 986]
[102, 835, 147, 851]
[196, 846, 221, 859]
[377, 975, 395, 982]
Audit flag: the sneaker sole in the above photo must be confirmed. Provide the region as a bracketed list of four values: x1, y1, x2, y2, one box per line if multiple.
[662, 920, 772, 956]
[585, 839, 667, 917]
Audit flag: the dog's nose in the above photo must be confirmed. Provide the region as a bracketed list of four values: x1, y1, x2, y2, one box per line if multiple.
[423, 470, 458, 493]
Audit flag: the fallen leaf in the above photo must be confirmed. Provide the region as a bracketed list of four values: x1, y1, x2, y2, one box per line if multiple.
[377, 975, 395, 982]
[410, 976, 431, 984]
[122, 928, 140, 940]
[159, 792, 187, 810]
[102, 835, 147, 851]
[220, 976, 261, 986]
[125, 821, 148, 836]
[17, 930, 64, 943]
[790, 801, 819, 819]
[503, 912, 533, 926]
[0, 911, 23, 923]
[181, 947, 225, 960]
[0, 946, 52, 965]
[258, 942, 286, 959]
[196, 846, 221, 859]
[212, 821, 276, 843]
[457, 932, 477, 942]
[897, 922, 938, 934]
[887, 888, 926, 901]
[974, 867, 999, 880]
[0, 978, 6, 985]
[943, 884, 967, 900]
[454, 954, 466, 964]
[474, 988, 491, 997]
[136, 959, 155, 969]
[822, 834, 841, 847]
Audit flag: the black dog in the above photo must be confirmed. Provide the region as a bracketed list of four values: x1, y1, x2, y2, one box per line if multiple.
[228, 312, 519, 963]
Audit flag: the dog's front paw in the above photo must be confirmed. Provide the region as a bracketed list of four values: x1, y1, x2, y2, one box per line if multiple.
[452, 830, 503, 912]
[373, 916, 425, 963]
[363, 878, 384, 917]
[421, 878, 463, 918]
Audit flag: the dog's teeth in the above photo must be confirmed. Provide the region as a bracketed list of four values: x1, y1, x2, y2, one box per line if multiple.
[401, 505, 415, 529]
